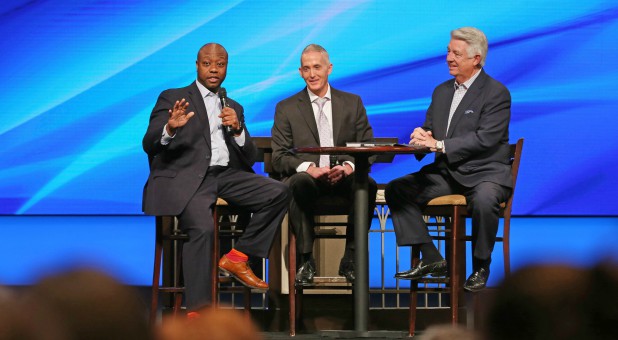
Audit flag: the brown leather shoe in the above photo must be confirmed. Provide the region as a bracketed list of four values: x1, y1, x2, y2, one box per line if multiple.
[218, 255, 268, 290]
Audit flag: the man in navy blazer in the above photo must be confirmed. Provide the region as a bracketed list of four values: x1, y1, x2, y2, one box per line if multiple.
[271, 44, 377, 285]
[385, 27, 512, 291]
[142, 43, 289, 312]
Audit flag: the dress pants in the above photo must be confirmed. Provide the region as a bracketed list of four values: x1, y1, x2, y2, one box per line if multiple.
[284, 172, 378, 255]
[384, 166, 510, 263]
[177, 166, 290, 310]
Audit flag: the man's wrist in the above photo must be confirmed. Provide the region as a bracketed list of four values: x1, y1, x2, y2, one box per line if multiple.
[231, 121, 243, 136]
[165, 123, 176, 137]
[435, 140, 444, 152]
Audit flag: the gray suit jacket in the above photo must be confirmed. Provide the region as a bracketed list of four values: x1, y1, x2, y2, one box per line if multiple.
[271, 87, 374, 178]
[142, 82, 256, 215]
[421, 69, 512, 188]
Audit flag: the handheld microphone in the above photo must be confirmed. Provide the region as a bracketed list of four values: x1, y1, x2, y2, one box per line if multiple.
[218, 87, 232, 134]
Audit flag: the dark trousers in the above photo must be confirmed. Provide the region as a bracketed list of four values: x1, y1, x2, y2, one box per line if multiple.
[284, 172, 378, 256]
[384, 167, 510, 264]
[177, 167, 290, 310]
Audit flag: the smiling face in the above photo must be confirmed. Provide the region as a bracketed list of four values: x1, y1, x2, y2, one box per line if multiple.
[446, 38, 480, 83]
[299, 50, 332, 97]
[196, 43, 228, 93]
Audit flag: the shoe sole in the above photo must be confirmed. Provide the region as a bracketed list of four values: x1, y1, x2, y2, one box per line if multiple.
[218, 267, 268, 291]
[294, 280, 314, 287]
[338, 271, 355, 283]
[395, 268, 448, 280]
[430, 268, 448, 277]
[463, 285, 486, 293]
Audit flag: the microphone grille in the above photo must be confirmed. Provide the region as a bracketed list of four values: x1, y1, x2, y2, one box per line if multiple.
[218, 87, 227, 98]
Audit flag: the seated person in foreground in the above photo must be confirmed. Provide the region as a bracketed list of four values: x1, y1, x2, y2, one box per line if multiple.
[271, 44, 377, 284]
[143, 43, 290, 313]
[385, 27, 513, 292]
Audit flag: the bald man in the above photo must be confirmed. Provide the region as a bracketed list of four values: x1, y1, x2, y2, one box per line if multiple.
[143, 43, 289, 313]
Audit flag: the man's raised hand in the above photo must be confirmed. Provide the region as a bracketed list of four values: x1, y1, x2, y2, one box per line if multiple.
[166, 98, 195, 135]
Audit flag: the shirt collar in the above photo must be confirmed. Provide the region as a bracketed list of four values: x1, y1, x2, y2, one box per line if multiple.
[195, 80, 217, 98]
[307, 84, 331, 103]
[454, 68, 482, 90]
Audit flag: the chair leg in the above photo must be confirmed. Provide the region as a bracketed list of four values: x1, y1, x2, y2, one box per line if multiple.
[173, 292, 183, 318]
[450, 206, 468, 324]
[289, 231, 297, 336]
[449, 208, 460, 324]
[503, 216, 511, 277]
[212, 206, 220, 308]
[172, 226, 184, 317]
[408, 246, 420, 337]
[150, 217, 164, 325]
[243, 286, 251, 319]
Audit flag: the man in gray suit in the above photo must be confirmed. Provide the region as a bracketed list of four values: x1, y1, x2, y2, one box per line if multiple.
[385, 27, 512, 291]
[142, 43, 289, 313]
[271, 44, 377, 285]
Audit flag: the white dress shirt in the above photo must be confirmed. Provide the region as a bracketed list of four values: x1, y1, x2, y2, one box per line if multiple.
[296, 85, 354, 172]
[160, 80, 245, 166]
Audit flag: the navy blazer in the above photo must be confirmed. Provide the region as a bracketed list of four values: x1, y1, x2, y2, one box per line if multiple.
[421, 70, 513, 188]
[142, 82, 256, 215]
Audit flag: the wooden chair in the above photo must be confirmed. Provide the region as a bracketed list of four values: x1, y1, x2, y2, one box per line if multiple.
[150, 138, 278, 324]
[149, 199, 252, 324]
[407, 138, 524, 336]
[287, 195, 352, 336]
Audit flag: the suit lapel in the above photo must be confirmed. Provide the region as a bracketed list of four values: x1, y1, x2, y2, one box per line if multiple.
[331, 88, 344, 145]
[297, 89, 320, 143]
[446, 70, 486, 138]
[429, 82, 454, 140]
[187, 82, 212, 149]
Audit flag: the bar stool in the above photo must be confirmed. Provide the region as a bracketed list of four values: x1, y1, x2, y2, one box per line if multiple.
[150, 199, 253, 325]
[288, 196, 352, 336]
[406, 138, 524, 336]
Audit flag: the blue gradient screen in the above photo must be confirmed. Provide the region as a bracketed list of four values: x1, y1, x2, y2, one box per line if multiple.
[2, 0, 618, 216]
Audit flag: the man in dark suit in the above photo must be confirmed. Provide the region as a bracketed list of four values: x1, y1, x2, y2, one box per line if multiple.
[271, 44, 377, 285]
[142, 43, 289, 312]
[385, 27, 512, 291]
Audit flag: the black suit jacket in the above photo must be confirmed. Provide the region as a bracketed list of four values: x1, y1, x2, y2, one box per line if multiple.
[271, 87, 374, 177]
[142, 82, 256, 215]
[420, 69, 512, 188]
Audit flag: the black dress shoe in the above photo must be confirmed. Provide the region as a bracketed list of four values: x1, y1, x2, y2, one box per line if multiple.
[463, 268, 489, 292]
[338, 258, 355, 283]
[394, 259, 447, 280]
[295, 258, 316, 286]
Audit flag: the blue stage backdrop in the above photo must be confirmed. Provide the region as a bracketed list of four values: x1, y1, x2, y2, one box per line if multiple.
[1, 0, 617, 216]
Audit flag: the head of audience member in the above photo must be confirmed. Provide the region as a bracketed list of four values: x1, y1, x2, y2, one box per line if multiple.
[447, 27, 487, 84]
[299, 43, 332, 97]
[196, 42, 228, 93]
[485, 261, 618, 340]
[419, 324, 479, 340]
[0, 291, 69, 340]
[26, 268, 152, 340]
[158, 307, 261, 340]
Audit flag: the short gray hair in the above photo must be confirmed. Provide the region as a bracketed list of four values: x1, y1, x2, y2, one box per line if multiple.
[451, 27, 488, 67]
[300, 44, 330, 64]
